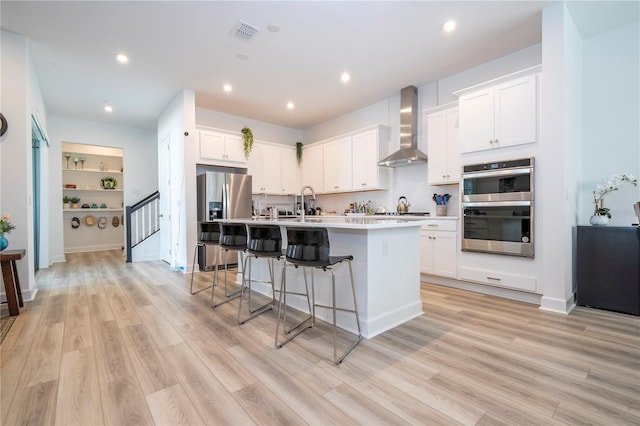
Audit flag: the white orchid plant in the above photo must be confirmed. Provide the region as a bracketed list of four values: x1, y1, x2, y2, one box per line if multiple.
[593, 174, 638, 217]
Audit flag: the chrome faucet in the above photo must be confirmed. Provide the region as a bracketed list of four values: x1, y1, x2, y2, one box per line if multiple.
[300, 185, 317, 221]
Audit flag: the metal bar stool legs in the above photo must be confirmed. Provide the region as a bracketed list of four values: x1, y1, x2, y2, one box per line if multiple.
[275, 264, 313, 348]
[210, 249, 244, 307]
[237, 255, 276, 324]
[211, 222, 247, 308]
[318, 261, 362, 364]
[190, 243, 220, 295]
[276, 226, 362, 364]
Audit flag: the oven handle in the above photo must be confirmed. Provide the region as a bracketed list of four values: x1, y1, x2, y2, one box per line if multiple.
[463, 201, 531, 208]
[462, 167, 532, 179]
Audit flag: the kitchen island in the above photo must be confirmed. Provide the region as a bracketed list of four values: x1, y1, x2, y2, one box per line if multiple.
[222, 216, 426, 338]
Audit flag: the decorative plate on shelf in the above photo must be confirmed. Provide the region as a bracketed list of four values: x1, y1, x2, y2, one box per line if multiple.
[100, 177, 118, 189]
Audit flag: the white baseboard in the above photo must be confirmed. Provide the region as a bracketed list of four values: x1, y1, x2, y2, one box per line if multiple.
[65, 244, 122, 254]
[539, 295, 576, 314]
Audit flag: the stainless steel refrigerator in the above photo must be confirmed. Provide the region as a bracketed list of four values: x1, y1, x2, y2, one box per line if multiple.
[197, 170, 252, 271]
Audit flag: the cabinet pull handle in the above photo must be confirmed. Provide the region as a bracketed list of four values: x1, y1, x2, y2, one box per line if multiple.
[494, 139, 498, 145]
[487, 276, 502, 281]
[489, 140, 494, 145]
[427, 224, 438, 227]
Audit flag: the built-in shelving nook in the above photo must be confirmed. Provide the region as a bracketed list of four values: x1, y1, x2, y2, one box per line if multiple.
[62, 142, 124, 253]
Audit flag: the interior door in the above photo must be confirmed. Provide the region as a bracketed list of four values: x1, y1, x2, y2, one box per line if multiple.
[159, 134, 172, 264]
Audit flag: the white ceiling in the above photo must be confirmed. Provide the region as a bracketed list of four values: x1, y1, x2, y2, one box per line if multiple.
[1, 1, 637, 131]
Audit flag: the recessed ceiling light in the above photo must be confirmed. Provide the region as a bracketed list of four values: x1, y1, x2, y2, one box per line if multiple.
[286, 102, 295, 110]
[267, 24, 280, 33]
[115, 53, 129, 64]
[341, 72, 351, 83]
[223, 84, 232, 93]
[443, 20, 457, 33]
[237, 52, 249, 60]
[104, 104, 113, 113]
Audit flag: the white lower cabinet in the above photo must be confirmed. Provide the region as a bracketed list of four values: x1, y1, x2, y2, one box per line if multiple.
[420, 220, 457, 278]
[458, 266, 537, 292]
[457, 251, 538, 292]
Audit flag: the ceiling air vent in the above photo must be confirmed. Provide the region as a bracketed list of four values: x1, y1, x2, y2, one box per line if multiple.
[230, 21, 259, 41]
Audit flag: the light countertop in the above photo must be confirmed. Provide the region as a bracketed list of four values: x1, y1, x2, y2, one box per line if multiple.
[215, 215, 430, 230]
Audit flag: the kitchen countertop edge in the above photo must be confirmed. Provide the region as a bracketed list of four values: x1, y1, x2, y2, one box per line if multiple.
[214, 216, 430, 230]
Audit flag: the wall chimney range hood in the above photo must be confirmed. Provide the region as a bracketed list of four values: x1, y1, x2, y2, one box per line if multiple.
[378, 85, 428, 167]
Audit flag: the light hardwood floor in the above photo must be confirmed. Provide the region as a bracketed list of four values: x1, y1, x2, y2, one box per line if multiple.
[1, 250, 639, 425]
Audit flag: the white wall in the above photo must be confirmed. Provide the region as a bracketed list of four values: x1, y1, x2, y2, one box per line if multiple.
[537, 3, 582, 313]
[0, 31, 44, 301]
[196, 107, 302, 146]
[580, 20, 640, 225]
[305, 44, 542, 216]
[157, 90, 195, 271]
[47, 115, 158, 262]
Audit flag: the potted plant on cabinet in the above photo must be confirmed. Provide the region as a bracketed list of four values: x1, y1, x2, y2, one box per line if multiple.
[63, 196, 71, 210]
[296, 142, 303, 166]
[241, 126, 254, 159]
[69, 197, 81, 209]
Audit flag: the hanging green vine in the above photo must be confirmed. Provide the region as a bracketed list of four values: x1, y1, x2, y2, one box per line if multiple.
[241, 126, 254, 159]
[296, 142, 303, 166]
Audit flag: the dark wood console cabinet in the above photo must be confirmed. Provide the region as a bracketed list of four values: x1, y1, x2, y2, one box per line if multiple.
[576, 226, 640, 315]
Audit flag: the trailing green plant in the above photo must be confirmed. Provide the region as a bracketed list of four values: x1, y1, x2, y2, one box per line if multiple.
[296, 142, 303, 166]
[241, 126, 254, 159]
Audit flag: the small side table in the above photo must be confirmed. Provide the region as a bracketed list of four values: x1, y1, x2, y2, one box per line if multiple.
[1, 249, 25, 316]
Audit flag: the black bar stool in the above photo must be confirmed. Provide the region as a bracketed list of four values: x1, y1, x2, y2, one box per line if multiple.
[276, 226, 362, 364]
[237, 224, 283, 324]
[211, 222, 247, 308]
[190, 222, 220, 295]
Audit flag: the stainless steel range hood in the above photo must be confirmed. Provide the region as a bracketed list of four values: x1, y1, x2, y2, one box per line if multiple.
[378, 85, 427, 167]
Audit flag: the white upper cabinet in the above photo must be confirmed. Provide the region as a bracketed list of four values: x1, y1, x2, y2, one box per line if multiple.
[458, 72, 538, 153]
[281, 146, 300, 195]
[199, 129, 246, 164]
[301, 143, 324, 193]
[246, 144, 264, 193]
[302, 125, 389, 194]
[247, 143, 299, 195]
[352, 128, 388, 191]
[426, 106, 459, 185]
[323, 137, 352, 193]
[260, 144, 283, 193]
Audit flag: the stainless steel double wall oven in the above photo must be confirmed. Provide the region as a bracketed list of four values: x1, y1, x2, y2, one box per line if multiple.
[461, 158, 534, 257]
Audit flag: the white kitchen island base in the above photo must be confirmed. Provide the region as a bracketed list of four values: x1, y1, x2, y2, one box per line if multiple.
[224, 217, 424, 339]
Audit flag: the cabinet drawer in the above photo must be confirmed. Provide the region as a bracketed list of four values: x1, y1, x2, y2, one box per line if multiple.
[459, 266, 536, 292]
[421, 220, 457, 232]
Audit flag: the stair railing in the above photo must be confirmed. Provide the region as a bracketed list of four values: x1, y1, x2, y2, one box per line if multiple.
[125, 191, 160, 263]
